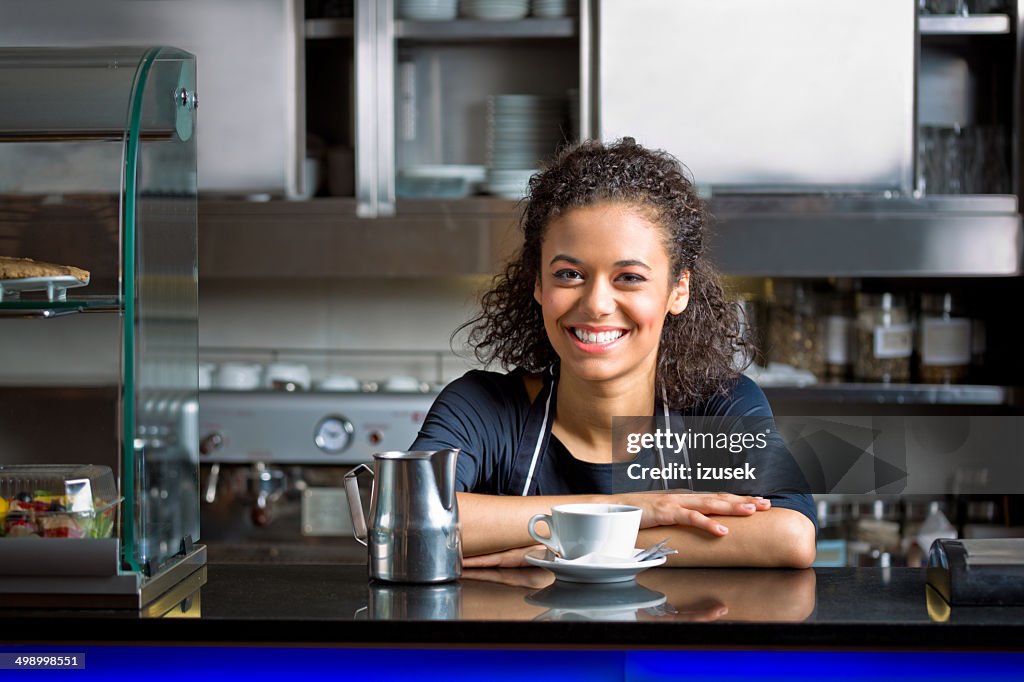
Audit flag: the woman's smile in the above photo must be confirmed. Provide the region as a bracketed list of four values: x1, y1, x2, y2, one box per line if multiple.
[566, 325, 629, 352]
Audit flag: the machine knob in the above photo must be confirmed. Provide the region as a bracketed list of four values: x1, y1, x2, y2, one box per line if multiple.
[314, 415, 354, 454]
[199, 432, 224, 456]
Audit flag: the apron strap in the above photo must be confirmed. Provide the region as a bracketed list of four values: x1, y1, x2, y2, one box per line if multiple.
[506, 364, 559, 496]
[656, 385, 691, 491]
[506, 368, 691, 495]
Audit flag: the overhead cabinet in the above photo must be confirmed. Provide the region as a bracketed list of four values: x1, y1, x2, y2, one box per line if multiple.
[1, 0, 305, 197]
[597, 0, 918, 194]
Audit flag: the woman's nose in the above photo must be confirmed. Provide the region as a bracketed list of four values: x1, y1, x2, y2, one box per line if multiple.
[578, 280, 616, 317]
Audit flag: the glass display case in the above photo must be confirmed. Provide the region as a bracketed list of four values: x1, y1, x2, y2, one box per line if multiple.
[0, 47, 204, 607]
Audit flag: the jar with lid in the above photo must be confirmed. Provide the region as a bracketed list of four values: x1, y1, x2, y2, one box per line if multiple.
[767, 280, 823, 377]
[970, 318, 987, 380]
[822, 289, 855, 382]
[917, 292, 971, 384]
[854, 292, 912, 383]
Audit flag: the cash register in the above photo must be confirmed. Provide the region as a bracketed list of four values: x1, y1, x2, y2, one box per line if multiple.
[928, 538, 1024, 606]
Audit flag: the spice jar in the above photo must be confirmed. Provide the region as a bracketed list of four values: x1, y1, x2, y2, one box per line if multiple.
[768, 281, 823, 377]
[971, 318, 987, 381]
[918, 292, 971, 384]
[822, 290, 855, 382]
[854, 292, 912, 383]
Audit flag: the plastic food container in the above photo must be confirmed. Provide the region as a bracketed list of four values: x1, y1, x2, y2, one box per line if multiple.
[0, 464, 120, 539]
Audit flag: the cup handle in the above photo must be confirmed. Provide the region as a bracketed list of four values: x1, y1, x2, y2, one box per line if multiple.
[528, 513, 559, 554]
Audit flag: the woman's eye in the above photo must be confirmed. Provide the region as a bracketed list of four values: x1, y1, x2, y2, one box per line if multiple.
[554, 269, 583, 282]
[618, 273, 647, 284]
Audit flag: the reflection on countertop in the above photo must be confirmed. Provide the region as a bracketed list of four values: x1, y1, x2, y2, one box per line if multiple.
[458, 566, 817, 623]
[4, 566, 1024, 648]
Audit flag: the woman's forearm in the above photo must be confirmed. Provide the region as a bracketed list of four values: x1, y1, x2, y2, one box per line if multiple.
[457, 492, 815, 568]
[638, 507, 816, 569]
[458, 491, 604, 555]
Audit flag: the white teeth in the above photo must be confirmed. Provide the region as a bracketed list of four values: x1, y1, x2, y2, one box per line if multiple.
[573, 328, 624, 344]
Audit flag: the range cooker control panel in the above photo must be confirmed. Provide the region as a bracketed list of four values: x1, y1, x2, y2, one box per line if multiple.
[198, 391, 438, 464]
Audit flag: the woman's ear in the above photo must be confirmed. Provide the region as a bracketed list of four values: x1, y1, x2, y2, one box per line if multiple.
[668, 271, 690, 315]
[534, 276, 542, 305]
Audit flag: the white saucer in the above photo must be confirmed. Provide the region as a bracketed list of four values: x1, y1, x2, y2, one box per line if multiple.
[524, 548, 666, 584]
[526, 579, 666, 612]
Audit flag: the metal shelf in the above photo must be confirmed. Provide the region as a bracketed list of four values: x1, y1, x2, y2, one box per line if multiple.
[396, 18, 577, 41]
[708, 195, 1022, 277]
[920, 14, 1012, 36]
[305, 18, 354, 39]
[198, 197, 520, 279]
[199, 195, 1024, 278]
[305, 17, 577, 41]
[763, 383, 1015, 406]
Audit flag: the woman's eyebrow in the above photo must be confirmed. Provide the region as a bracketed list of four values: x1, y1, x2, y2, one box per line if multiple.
[548, 254, 652, 271]
[549, 253, 582, 266]
[614, 259, 652, 271]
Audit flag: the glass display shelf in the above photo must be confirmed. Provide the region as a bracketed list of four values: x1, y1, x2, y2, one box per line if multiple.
[0, 296, 121, 317]
[0, 46, 201, 609]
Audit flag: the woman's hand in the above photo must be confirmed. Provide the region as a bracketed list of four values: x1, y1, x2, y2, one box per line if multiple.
[463, 543, 547, 568]
[618, 492, 771, 537]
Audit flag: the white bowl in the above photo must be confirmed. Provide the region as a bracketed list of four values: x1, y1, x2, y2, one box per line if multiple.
[317, 374, 361, 391]
[216, 362, 264, 390]
[266, 362, 312, 391]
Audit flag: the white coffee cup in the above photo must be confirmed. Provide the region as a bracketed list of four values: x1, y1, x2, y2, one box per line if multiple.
[528, 503, 642, 560]
[216, 362, 263, 390]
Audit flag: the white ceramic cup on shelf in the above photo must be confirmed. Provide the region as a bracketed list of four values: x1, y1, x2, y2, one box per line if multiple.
[266, 362, 312, 391]
[198, 362, 217, 390]
[215, 362, 264, 390]
[528, 503, 642, 560]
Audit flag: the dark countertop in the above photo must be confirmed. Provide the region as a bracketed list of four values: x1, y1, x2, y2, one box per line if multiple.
[2, 563, 1023, 649]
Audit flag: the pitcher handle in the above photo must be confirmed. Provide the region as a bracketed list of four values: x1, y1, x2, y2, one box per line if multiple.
[344, 463, 373, 546]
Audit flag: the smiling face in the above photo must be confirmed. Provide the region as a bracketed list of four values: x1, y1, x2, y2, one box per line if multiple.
[533, 201, 690, 385]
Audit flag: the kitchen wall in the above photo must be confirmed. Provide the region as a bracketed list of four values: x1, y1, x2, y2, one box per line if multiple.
[199, 276, 491, 384]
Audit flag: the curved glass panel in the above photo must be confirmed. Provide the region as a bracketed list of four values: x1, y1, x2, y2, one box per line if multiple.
[125, 47, 199, 572]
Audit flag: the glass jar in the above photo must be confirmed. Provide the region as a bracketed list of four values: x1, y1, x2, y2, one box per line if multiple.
[854, 292, 912, 383]
[822, 290, 855, 382]
[918, 293, 971, 384]
[768, 281, 823, 377]
[971, 318, 987, 380]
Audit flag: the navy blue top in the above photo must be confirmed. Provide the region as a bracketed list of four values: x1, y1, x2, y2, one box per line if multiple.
[411, 369, 817, 529]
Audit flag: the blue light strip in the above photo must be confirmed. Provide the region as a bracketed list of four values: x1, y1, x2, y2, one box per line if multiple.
[0, 647, 1020, 681]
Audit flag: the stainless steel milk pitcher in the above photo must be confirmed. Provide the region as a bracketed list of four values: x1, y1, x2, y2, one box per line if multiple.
[344, 449, 462, 583]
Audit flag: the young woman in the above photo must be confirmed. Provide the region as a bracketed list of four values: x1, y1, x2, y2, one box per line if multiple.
[412, 138, 817, 569]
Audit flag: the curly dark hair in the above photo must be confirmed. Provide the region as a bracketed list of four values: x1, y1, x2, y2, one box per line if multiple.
[458, 138, 746, 409]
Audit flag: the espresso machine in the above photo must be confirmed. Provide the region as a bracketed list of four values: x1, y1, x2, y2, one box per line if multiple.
[197, 389, 436, 562]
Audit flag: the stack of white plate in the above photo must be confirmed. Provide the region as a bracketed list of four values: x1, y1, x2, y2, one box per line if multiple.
[485, 94, 565, 199]
[462, 0, 530, 20]
[531, 0, 578, 18]
[397, 0, 458, 21]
